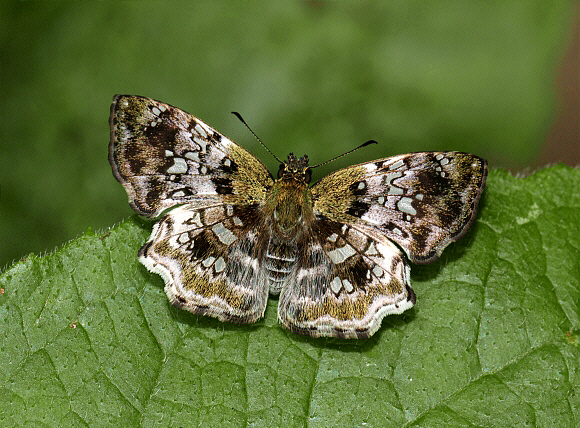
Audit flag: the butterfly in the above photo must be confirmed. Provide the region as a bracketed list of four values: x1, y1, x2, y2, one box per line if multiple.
[109, 95, 487, 339]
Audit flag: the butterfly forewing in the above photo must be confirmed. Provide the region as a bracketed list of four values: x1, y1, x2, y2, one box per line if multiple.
[311, 152, 487, 264]
[109, 95, 274, 218]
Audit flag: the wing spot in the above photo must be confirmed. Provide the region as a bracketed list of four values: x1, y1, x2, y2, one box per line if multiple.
[167, 157, 188, 174]
[233, 216, 243, 226]
[440, 157, 449, 165]
[384, 171, 403, 185]
[214, 256, 226, 273]
[342, 278, 353, 293]
[202, 256, 215, 267]
[372, 265, 384, 278]
[377, 196, 385, 205]
[397, 197, 416, 216]
[211, 223, 237, 245]
[193, 136, 208, 153]
[165, 150, 174, 157]
[388, 186, 404, 196]
[365, 241, 379, 256]
[191, 212, 203, 228]
[152, 107, 161, 116]
[389, 159, 404, 170]
[327, 233, 338, 242]
[330, 276, 342, 294]
[185, 151, 200, 161]
[195, 123, 208, 138]
[327, 244, 357, 264]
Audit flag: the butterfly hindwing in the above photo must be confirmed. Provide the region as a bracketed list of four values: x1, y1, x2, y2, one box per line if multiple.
[139, 201, 270, 323]
[277, 217, 415, 338]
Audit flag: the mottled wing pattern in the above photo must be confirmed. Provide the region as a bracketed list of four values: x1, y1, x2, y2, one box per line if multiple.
[109, 95, 274, 217]
[109, 95, 275, 323]
[311, 152, 487, 263]
[111, 95, 487, 338]
[139, 202, 270, 323]
[278, 219, 415, 339]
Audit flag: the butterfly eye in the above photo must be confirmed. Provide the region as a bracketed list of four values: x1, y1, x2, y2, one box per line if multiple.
[277, 164, 286, 178]
[304, 168, 312, 184]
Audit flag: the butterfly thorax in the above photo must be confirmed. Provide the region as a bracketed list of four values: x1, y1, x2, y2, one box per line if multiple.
[265, 153, 314, 237]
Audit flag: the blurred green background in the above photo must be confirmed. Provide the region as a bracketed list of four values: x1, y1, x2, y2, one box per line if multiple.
[0, 2, 576, 270]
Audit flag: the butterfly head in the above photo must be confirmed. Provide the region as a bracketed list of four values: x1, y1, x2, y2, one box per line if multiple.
[277, 153, 312, 184]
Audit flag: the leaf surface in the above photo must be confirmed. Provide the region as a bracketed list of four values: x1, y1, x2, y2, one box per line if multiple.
[1, 167, 579, 427]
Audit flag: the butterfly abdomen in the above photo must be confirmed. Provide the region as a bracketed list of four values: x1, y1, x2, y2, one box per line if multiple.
[264, 236, 297, 293]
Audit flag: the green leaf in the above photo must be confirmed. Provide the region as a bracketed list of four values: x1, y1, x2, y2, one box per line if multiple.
[2, 166, 579, 427]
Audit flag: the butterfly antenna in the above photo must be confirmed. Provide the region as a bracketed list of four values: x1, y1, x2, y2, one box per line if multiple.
[311, 140, 378, 169]
[232, 112, 284, 164]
